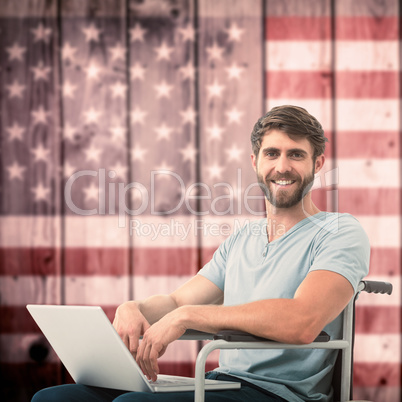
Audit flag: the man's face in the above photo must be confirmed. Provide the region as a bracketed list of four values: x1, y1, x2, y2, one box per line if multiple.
[251, 130, 324, 209]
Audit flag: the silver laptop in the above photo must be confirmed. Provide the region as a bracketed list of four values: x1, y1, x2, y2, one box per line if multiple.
[26, 304, 240, 393]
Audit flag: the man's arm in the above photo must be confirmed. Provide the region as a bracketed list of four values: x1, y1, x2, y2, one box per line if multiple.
[113, 275, 223, 359]
[136, 270, 354, 381]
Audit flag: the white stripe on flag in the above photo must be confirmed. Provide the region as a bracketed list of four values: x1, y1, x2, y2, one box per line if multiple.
[354, 334, 401, 363]
[336, 159, 400, 189]
[266, 41, 331, 71]
[336, 41, 398, 71]
[0, 215, 400, 248]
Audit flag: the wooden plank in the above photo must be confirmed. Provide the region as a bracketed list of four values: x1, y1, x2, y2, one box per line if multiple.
[128, 0, 199, 287]
[197, 0, 265, 257]
[127, 0, 199, 376]
[265, 0, 334, 212]
[0, 0, 63, 399]
[60, 0, 131, 305]
[334, 1, 401, 400]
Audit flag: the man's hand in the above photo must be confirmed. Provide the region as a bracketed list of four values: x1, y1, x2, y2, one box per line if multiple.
[136, 308, 188, 382]
[113, 301, 151, 359]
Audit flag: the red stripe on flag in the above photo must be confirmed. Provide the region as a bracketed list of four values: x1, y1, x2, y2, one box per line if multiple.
[64, 248, 129, 275]
[338, 189, 400, 215]
[336, 17, 398, 40]
[369, 248, 400, 277]
[0, 248, 60, 276]
[353, 363, 401, 387]
[0, 305, 120, 334]
[336, 131, 399, 158]
[267, 71, 332, 99]
[1, 363, 62, 401]
[134, 248, 198, 275]
[266, 17, 398, 40]
[355, 306, 401, 334]
[337, 72, 399, 99]
[266, 17, 331, 40]
[267, 72, 397, 99]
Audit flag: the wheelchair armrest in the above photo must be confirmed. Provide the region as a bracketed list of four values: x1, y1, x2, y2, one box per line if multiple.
[213, 330, 330, 342]
[360, 280, 393, 295]
[179, 329, 215, 340]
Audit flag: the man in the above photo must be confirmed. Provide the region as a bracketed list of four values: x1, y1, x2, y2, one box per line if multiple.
[32, 106, 370, 401]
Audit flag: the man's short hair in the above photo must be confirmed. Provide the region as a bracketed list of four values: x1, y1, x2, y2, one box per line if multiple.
[250, 105, 328, 158]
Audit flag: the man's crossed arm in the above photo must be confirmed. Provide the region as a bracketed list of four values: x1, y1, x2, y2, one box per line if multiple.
[113, 270, 353, 382]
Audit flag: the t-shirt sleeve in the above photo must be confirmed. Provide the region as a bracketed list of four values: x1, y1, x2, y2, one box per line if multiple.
[197, 233, 235, 291]
[309, 214, 370, 292]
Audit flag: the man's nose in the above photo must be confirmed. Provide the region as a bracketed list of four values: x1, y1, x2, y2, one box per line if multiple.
[275, 155, 291, 173]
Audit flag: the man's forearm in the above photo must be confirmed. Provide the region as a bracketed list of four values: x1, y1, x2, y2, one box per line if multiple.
[137, 294, 179, 325]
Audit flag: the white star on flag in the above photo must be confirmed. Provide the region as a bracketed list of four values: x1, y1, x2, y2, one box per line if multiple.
[154, 42, 174, 61]
[178, 24, 196, 41]
[31, 106, 49, 125]
[64, 161, 77, 178]
[207, 79, 225, 98]
[82, 23, 101, 42]
[7, 161, 26, 180]
[84, 143, 102, 162]
[180, 107, 197, 125]
[206, 124, 225, 141]
[31, 143, 50, 162]
[109, 161, 128, 179]
[130, 23, 146, 42]
[225, 22, 244, 42]
[31, 23, 52, 43]
[226, 107, 244, 124]
[109, 125, 126, 141]
[6, 42, 26, 61]
[131, 107, 147, 124]
[206, 41, 224, 61]
[226, 62, 244, 80]
[62, 42, 77, 61]
[179, 143, 197, 163]
[154, 162, 174, 177]
[7, 122, 25, 141]
[154, 41, 174, 61]
[83, 107, 101, 124]
[62, 81, 77, 98]
[64, 123, 78, 142]
[31, 61, 52, 81]
[131, 145, 148, 161]
[85, 63, 102, 80]
[207, 163, 225, 180]
[154, 81, 173, 98]
[130, 62, 146, 80]
[155, 123, 173, 140]
[225, 144, 244, 161]
[109, 42, 126, 62]
[110, 82, 127, 98]
[83, 182, 99, 202]
[32, 182, 50, 202]
[179, 61, 196, 80]
[6, 80, 25, 98]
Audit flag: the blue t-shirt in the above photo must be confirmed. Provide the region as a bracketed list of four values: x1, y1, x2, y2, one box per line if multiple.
[198, 212, 370, 401]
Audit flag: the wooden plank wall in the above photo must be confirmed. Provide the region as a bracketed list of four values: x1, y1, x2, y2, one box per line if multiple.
[0, 0, 400, 401]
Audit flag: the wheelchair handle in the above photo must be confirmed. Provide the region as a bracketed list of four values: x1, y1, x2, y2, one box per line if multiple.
[361, 280, 393, 295]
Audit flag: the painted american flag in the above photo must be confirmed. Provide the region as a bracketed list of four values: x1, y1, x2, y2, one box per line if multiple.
[0, 0, 400, 401]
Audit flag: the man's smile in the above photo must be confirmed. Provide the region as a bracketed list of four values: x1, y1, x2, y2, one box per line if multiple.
[271, 179, 296, 187]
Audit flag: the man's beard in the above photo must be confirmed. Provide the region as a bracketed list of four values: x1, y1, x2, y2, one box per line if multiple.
[257, 168, 315, 208]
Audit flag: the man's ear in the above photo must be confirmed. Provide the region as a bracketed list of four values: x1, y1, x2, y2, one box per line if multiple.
[314, 154, 325, 174]
[251, 153, 257, 172]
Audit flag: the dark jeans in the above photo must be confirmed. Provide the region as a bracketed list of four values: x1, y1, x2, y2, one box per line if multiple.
[31, 372, 287, 401]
